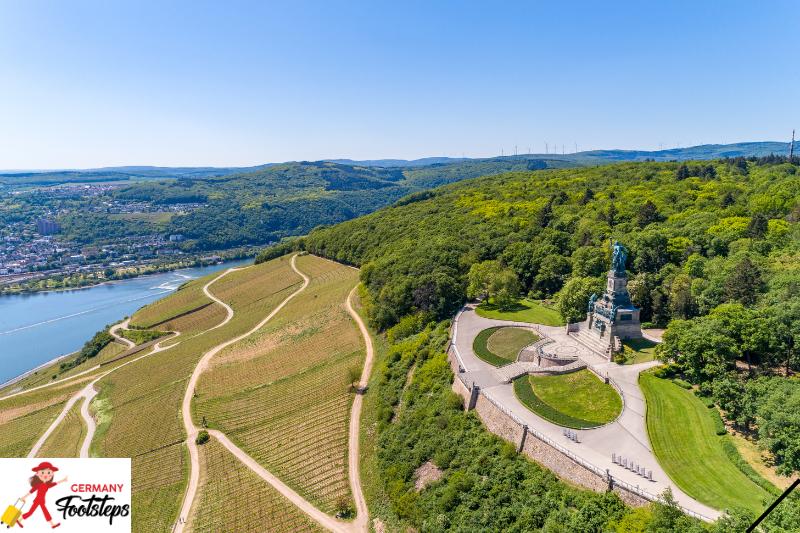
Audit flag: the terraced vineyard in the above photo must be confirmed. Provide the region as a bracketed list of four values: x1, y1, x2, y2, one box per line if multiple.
[37, 401, 86, 457]
[187, 437, 322, 533]
[0, 253, 371, 532]
[93, 256, 303, 532]
[130, 277, 212, 328]
[0, 379, 89, 456]
[193, 255, 362, 515]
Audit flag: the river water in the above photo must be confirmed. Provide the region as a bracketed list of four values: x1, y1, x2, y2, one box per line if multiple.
[0, 259, 252, 385]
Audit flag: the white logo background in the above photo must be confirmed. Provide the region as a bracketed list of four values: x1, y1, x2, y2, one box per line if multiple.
[0, 458, 131, 532]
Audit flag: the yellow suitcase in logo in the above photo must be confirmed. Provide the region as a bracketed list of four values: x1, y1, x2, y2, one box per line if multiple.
[1, 499, 23, 528]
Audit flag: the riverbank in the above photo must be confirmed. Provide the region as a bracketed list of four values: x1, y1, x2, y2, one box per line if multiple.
[0, 250, 256, 296]
[0, 349, 78, 391]
[0, 258, 253, 385]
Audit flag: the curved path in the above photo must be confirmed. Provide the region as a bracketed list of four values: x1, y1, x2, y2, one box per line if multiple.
[28, 325, 183, 458]
[452, 304, 720, 521]
[110, 319, 136, 349]
[176, 256, 373, 533]
[175, 255, 312, 532]
[344, 286, 373, 532]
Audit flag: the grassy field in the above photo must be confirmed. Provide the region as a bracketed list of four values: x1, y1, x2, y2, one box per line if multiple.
[487, 327, 538, 361]
[194, 255, 362, 514]
[514, 369, 622, 428]
[640, 372, 774, 513]
[187, 437, 322, 533]
[475, 298, 564, 326]
[621, 338, 658, 365]
[473, 326, 538, 366]
[91, 255, 303, 532]
[37, 401, 86, 457]
[118, 328, 168, 345]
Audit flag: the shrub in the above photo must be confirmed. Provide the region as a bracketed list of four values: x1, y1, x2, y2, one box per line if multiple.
[673, 378, 692, 390]
[720, 437, 780, 496]
[386, 312, 432, 344]
[653, 363, 680, 379]
[709, 409, 727, 435]
[195, 430, 210, 445]
[334, 496, 354, 519]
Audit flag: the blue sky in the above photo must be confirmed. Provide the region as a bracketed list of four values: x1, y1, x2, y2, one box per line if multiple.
[1, 1, 798, 168]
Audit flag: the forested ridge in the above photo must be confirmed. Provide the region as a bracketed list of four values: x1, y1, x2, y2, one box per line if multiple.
[46, 159, 560, 250]
[295, 157, 800, 499]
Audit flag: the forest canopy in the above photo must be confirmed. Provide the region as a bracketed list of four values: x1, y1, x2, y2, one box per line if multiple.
[297, 156, 800, 477]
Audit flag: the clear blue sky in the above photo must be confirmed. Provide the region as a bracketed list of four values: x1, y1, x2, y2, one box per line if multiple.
[1, 1, 797, 168]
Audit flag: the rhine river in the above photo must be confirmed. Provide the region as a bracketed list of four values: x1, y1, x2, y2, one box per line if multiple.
[0, 258, 252, 385]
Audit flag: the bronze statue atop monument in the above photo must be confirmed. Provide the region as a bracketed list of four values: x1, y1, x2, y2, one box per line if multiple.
[569, 240, 643, 358]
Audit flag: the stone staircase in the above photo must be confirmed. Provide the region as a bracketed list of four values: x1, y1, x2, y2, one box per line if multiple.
[495, 362, 539, 383]
[494, 359, 588, 383]
[569, 328, 612, 359]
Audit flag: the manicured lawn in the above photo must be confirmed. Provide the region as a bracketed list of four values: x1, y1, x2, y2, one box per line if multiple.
[621, 337, 658, 365]
[475, 298, 564, 326]
[640, 372, 774, 514]
[514, 369, 622, 428]
[473, 326, 538, 367]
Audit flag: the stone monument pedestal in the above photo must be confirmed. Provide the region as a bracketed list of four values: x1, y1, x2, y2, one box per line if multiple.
[571, 242, 643, 359]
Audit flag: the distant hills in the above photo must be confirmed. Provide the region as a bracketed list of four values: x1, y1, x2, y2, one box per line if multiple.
[330, 141, 795, 167]
[0, 141, 794, 186]
[2, 140, 796, 252]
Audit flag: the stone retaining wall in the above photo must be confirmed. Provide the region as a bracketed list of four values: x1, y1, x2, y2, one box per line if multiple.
[474, 392, 608, 493]
[448, 351, 648, 507]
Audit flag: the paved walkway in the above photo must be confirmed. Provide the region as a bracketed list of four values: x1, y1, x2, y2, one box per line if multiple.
[452, 304, 720, 521]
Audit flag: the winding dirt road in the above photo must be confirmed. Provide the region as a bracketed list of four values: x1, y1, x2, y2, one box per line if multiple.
[28, 324, 183, 458]
[23, 254, 375, 532]
[176, 256, 374, 533]
[344, 285, 374, 532]
[175, 255, 311, 533]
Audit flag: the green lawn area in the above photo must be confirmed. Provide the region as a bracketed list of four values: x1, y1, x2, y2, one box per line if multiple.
[474, 327, 537, 366]
[486, 327, 539, 361]
[119, 328, 168, 345]
[621, 337, 658, 365]
[514, 369, 622, 428]
[475, 298, 564, 326]
[640, 372, 774, 514]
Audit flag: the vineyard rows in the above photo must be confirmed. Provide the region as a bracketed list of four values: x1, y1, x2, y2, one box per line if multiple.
[0, 403, 65, 456]
[37, 401, 86, 457]
[187, 437, 322, 533]
[90, 257, 303, 531]
[130, 278, 210, 328]
[131, 442, 188, 533]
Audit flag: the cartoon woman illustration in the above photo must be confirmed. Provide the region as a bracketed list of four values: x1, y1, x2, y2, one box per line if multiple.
[15, 461, 67, 529]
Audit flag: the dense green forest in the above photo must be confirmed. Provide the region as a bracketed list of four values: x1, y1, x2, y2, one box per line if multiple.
[4, 143, 791, 253]
[103, 159, 568, 250]
[296, 157, 800, 487]
[2, 159, 565, 250]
